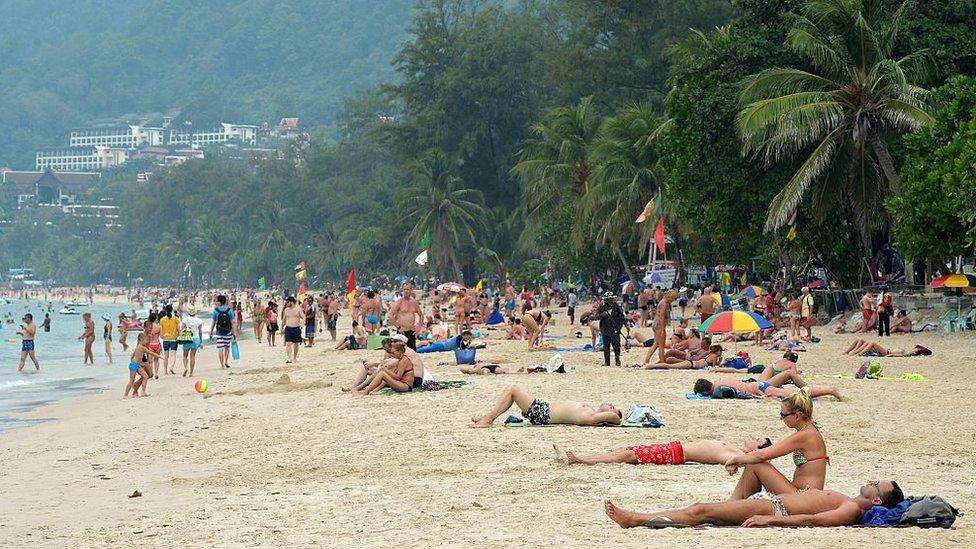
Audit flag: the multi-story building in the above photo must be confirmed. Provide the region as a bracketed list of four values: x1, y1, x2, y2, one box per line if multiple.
[36, 146, 128, 171]
[167, 123, 258, 147]
[68, 125, 165, 149]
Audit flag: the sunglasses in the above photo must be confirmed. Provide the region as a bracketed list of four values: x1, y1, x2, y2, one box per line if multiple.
[780, 411, 798, 419]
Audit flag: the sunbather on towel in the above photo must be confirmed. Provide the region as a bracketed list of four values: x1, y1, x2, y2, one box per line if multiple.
[458, 361, 525, 375]
[353, 341, 416, 395]
[552, 436, 771, 466]
[644, 344, 722, 370]
[469, 384, 621, 428]
[692, 378, 846, 401]
[604, 480, 904, 528]
[843, 339, 929, 356]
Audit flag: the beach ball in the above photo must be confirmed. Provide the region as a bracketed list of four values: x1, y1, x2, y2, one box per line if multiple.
[194, 379, 208, 394]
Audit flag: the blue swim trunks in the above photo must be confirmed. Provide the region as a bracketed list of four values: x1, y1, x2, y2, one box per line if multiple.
[327, 314, 338, 331]
[365, 315, 379, 325]
[758, 381, 771, 393]
[128, 361, 141, 373]
[21, 339, 34, 352]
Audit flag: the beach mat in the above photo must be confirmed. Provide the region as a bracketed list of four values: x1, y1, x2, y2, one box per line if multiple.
[685, 393, 759, 400]
[379, 380, 472, 395]
[504, 417, 663, 428]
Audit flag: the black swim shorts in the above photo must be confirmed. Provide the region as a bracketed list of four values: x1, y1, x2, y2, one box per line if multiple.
[522, 398, 551, 425]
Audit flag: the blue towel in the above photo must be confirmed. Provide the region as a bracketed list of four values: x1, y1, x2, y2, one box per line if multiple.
[685, 393, 712, 400]
[549, 347, 589, 353]
[860, 501, 909, 526]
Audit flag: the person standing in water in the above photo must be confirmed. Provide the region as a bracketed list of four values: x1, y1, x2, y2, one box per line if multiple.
[102, 313, 114, 364]
[118, 313, 130, 352]
[79, 312, 96, 365]
[42, 313, 51, 333]
[17, 313, 40, 372]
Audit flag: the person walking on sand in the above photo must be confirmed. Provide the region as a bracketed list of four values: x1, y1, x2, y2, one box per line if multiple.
[327, 293, 341, 342]
[17, 313, 40, 372]
[79, 312, 96, 364]
[388, 284, 424, 350]
[181, 306, 204, 377]
[800, 286, 815, 341]
[597, 292, 625, 366]
[210, 294, 236, 369]
[281, 296, 303, 363]
[102, 313, 114, 364]
[303, 296, 317, 348]
[159, 305, 179, 374]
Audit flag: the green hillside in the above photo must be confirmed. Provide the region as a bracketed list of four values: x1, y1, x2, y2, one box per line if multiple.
[0, 0, 416, 168]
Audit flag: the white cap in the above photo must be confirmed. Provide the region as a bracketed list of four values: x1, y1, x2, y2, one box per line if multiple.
[391, 334, 408, 343]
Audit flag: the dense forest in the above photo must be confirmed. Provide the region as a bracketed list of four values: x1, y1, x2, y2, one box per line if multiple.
[0, 0, 415, 167]
[2, 0, 974, 289]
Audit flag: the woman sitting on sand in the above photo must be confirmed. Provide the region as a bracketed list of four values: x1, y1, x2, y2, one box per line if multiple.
[843, 339, 930, 357]
[502, 317, 528, 340]
[724, 388, 832, 498]
[890, 310, 913, 333]
[552, 436, 772, 466]
[353, 341, 416, 395]
[645, 344, 722, 370]
[521, 309, 552, 350]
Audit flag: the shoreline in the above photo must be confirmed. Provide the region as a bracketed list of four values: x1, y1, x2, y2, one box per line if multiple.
[1, 320, 973, 547]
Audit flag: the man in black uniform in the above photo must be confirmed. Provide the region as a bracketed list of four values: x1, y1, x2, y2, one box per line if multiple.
[598, 292, 626, 367]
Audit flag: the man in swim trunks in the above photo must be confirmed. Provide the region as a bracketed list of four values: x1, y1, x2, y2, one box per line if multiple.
[698, 286, 716, 323]
[17, 313, 40, 371]
[327, 294, 341, 341]
[644, 290, 676, 364]
[604, 479, 903, 528]
[553, 436, 771, 466]
[469, 385, 622, 428]
[859, 290, 875, 333]
[281, 296, 304, 363]
[388, 284, 423, 349]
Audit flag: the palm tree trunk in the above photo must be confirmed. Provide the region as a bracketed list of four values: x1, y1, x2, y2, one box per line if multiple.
[869, 134, 899, 193]
[612, 243, 637, 290]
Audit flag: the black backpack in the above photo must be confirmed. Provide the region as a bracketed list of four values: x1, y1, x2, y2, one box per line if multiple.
[215, 307, 233, 334]
[900, 495, 962, 528]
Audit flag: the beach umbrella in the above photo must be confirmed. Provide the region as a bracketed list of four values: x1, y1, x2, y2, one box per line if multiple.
[739, 285, 764, 298]
[698, 310, 772, 334]
[929, 273, 976, 289]
[436, 282, 466, 293]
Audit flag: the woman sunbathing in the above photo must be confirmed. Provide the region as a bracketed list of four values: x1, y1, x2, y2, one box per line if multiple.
[645, 344, 722, 370]
[458, 361, 525, 375]
[692, 377, 846, 401]
[552, 436, 771, 466]
[843, 339, 929, 356]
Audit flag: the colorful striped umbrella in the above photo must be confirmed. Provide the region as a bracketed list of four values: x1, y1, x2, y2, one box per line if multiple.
[436, 282, 467, 293]
[739, 285, 764, 298]
[698, 310, 772, 334]
[929, 273, 976, 288]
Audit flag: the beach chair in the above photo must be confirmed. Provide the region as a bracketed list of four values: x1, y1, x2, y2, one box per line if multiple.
[938, 309, 958, 333]
[962, 308, 976, 331]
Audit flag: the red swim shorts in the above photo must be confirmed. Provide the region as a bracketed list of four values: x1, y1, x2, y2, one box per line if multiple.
[626, 441, 685, 465]
[862, 309, 874, 320]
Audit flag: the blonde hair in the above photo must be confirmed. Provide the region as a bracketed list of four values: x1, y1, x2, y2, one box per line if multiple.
[784, 387, 814, 418]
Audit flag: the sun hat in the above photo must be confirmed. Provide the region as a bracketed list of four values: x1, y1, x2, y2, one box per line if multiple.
[102, 313, 112, 321]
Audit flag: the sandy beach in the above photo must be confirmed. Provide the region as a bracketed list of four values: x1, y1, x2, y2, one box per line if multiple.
[1, 312, 973, 548]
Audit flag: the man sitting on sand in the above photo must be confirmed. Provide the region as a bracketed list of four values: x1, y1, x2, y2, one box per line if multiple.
[693, 378, 846, 401]
[470, 385, 622, 428]
[553, 436, 771, 466]
[604, 479, 903, 528]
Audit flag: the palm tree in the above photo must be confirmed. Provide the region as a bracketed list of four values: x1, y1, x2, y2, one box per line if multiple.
[511, 96, 602, 229]
[397, 149, 487, 280]
[580, 104, 667, 283]
[736, 0, 936, 251]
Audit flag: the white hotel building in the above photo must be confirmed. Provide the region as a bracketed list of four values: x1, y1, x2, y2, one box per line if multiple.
[36, 123, 258, 170]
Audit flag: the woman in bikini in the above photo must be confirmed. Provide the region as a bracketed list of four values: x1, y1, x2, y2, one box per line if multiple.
[843, 339, 927, 356]
[353, 341, 415, 395]
[79, 312, 96, 364]
[644, 344, 722, 369]
[521, 309, 552, 350]
[725, 388, 830, 499]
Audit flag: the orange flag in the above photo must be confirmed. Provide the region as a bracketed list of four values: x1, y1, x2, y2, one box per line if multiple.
[635, 199, 653, 223]
[654, 216, 666, 253]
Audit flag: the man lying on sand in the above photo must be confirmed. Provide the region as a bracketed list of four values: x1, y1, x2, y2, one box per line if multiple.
[470, 385, 621, 428]
[604, 479, 903, 528]
[552, 436, 771, 466]
[458, 361, 525, 375]
[693, 378, 846, 401]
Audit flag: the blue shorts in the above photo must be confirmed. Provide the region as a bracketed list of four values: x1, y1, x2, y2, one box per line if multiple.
[505, 300, 516, 311]
[365, 315, 379, 325]
[21, 339, 34, 353]
[214, 334, 232, 349]
[327, 314, 338, 331]
[162, 340, 178, 351]
[183, 338, 200, 350]
[128, 361, 141, 373]
[305, 325, 315, 338]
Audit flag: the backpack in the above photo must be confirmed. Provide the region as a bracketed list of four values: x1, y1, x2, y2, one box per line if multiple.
[899, 495, 962, 528]
[215, 307, 233, 334]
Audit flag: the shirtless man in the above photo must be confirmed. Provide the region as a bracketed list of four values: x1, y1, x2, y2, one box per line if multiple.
[327, 294, 342, 341]
[388, 284, 424, 349]
[605, 480, 903, 528]
[361, 290, 382, 334]
[503, 283, 517, 320]
[637, 287, 653, 327]
[692, 377, 846, 401]
[454, 289, 468, 333]
[280, 296, 304, 363]
[17, 313, 40, 372]
[859, 290, 876, 333]
[345, 335, 427, 392]
[469, 385, 622, 428]
[553, 436, 771, 466]
[698, 286, 716, 323]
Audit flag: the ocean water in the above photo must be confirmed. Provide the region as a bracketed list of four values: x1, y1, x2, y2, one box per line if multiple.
[0, 299, 213, 432]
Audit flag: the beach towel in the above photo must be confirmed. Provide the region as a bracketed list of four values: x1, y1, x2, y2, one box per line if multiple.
[860, 500, 910, 526]
[379, 380, 471, 395]
[685, 391, 759, 400]
[546, 347, 590, 353]
[485, 310, 505, 325]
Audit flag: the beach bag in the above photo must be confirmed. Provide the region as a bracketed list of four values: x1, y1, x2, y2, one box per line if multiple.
[899, 496, 961, 528]
[215, 308, 233, 334]
[724, 356, 748, 370]
[176, 328, 194, 343]
[454, 347, 477, 365]
[626, 404, 663, 426]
